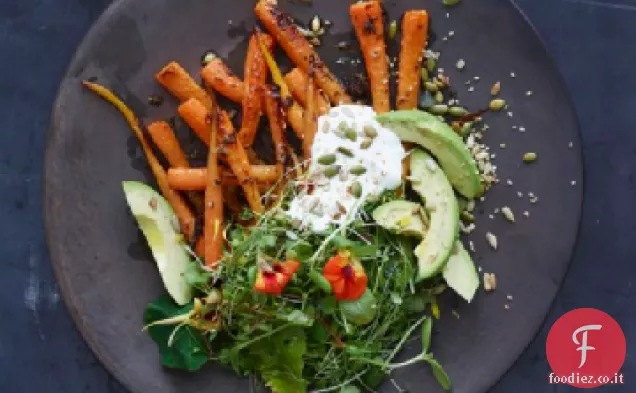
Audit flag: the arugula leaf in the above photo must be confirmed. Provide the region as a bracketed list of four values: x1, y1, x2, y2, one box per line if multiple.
[143, 296, 209, 371]
[183, 262, 212, 289]
[340, 290, 377, 326]
[281, 310, 314, 327]
[248, 326, 308, 393]
[427, 358, 452, 391]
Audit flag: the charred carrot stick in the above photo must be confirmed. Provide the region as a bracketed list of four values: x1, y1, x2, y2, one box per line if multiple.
[284, 68, 330, 115]
[263, 85, 288, 166]
[302, 63, 318, 158]
[204, 108, 224, 267]
[195, 236, 205, 258]
[255, 1, 351, 105]
[238, 33, 274, 148]
[82, 81, 195, 241]
[167, 166, 281, 190]
[155, 61, 214, 111]
[396, 10, 429, 110]
[146, 121, 190, 168]
[177, 99, 212, 146]
[350, 1, 391, 113]
[201, 58, 245, 104]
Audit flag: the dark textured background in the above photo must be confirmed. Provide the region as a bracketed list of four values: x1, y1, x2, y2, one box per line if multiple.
[0, 0, 633, 392]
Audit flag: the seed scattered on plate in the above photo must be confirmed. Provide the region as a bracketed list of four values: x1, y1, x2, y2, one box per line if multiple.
[507, 111, 514, 118]
[518, 126, 526, 132]
[571, 180, 577, 186]
[568, 141, 574, 148]
[510, 71, 516, 78]
[523, 211, 530, 218]
[484, 272, 497, 292]
[486, 232, 498, 250]
[501, 206, 515, 223]
[507, 294, 514, 301]
[526, 90, 533, 96]
[456, 59, 466, 70]
[506, 179, 513, 186]
[469, 240, 476, 252]
[517, 191, 524, 198]
[504, 304, 511, 310]
[523, 152, 537, 163]
[468, 86, 475, 92]
[490, 81, 501, 96]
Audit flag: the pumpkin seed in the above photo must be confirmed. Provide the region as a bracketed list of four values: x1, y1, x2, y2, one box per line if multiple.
[324, 165, 341, 178]
[426, 57, 437, 72]
[434, 78, 446, 89]
[345, 129, 357, 142]
[349, 165, 367, 175]
[317, 154, 336, 165]
[460, 122, 473, 136]
[490, 81, 501, 96]
[337, 146, 354, 157]
[428, 104, 448, 115]
[443, 0, 462, 6]
[501, 206, 515, 223]
[435, 91, 444, 103]
[363, 125, 378, 138]
[349, 181, 363, 198]
[388, 20, 398, 39]
[489, 98, 506, 111]
[360, 138, 373, 150]
[449, 106, 468, 117]
[523, 152, 537, 163]
[425, 81, 439, 93]
[421, 68, 429, 83]
[460, 211, 475, 222]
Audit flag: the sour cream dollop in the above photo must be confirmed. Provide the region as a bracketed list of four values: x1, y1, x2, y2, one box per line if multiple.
[287, 105, 405, 232]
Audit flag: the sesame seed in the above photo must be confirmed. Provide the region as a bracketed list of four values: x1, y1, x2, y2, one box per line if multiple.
[500, 143, 507, 149]
[442, 36, 448, 41]
[507, 111, 514, 118]
[468, 86, 475, 92]
[519, 126, 526, 132]
[512, 125, 517, 129]
[456, 59, 466, 70]
[504, 304, 511, 310]
[568, 142, 574, 148]
[506, 179, 513, 186]
[571, 180, 577, 186]
[446, 12, 450, 18]
[448, 30, 455, 37]
[507, 294, 514, 301]
[484, 272, 497, 291]
[488, 214, 494, 220]
[517, 191, 524, 198]
[523, 211, 530, 217]
[510, 71, 516, 78]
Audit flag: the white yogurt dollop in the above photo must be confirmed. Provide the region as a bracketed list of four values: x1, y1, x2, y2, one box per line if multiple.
[287, 105, 405, 233]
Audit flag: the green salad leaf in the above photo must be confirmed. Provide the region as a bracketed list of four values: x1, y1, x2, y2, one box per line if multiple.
[143, 296, 209, 371]
[340, 290, 378, 326]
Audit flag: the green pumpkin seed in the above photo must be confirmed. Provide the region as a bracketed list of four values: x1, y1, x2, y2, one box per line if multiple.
[523, 152, 537, 163]
[345, 129, 357, 142]
[317, 154, 336, 165]
[460, 211, 475, 222]
[363, 125, 378, 138]
[324, 165, 341, 178]
[421, 68, 429, 83]
[435, 91, 444, 103]
[428, 104, 449, 115]
[360, 138, 373, 150]
[449, 106, 468, 117]
[460, 122, 473, 136]
[489, 99, 506, 111]
[443, 0, 462, 5]
[425, 81, 439, 93]
[349, 165, 367, 175]
[388, 20, 398, 39]
[434, 78, 446, 89]
[349, 181, 363, 198]
[426, 57, 437, 72]
[337, 146, 354, 157]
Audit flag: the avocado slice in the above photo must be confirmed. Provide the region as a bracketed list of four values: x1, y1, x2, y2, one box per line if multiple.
[376, 110, 482, 199]
[410, 150, 459, 280]
[443, 242, 480, 302]
[122, 181, 194, 305]
[372, 200, 428, 238]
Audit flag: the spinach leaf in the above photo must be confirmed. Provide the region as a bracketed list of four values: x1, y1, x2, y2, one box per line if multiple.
[143, 295, 209, 371]
[340, 290, 377, 325]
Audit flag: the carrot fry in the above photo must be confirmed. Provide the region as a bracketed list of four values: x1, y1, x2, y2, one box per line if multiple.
[255, 1, 351, 105]
[146, 121, 190, 168]
[302, 63, 318, 158]
[396, 10, 429, 110]
[201, 58, 245, 104]
[239, 33, 275, 147]
[263, 85, 288, 166]
[350, 1, 391, 113]
[155, 61, 214, 111]
[204, 108, 224, 267]
[82, 81, 195, 241]
[284, 68, 330, 115]
[167, 166, 281, 191]
[195, 236, 205, 258]
[177, 99, 212, 146]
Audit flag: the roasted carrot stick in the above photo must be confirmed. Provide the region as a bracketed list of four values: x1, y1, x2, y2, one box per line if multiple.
[302, 63, 318, 158]
[82, 81, 195, 241]
[204, 108, 224, 267]
[178, 98, 263, 213]
[155, 61, 214, 111]
[396, 10, 429, 110]
[201, 58, 245, 104]
[238, 33, 274, 148]
[263, 85, 288, 166]
[350, 1, 390, 113]
[195, 237, 205, 258]
[167, 166, 281, 190]
[146, 121, 190, 168]
[255, 1, 351, 105]
[284, 68, 330, 115]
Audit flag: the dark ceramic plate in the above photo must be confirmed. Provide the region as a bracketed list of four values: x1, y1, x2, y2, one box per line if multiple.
[44, 1, 583, 392]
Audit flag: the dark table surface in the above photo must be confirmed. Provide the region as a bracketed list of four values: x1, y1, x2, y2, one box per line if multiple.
[1, 0, 634, 392]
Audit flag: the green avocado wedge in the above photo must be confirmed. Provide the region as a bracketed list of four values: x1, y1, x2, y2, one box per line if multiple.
[372, 200, 428, 238]
[377, 110, 483, 199]
[122, 181, 194, 305]
[443, 242, 480, 302]
[409, 150, 460, 280]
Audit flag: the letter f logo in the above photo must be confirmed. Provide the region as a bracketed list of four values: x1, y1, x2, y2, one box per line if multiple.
[572, 324, 602, 368]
